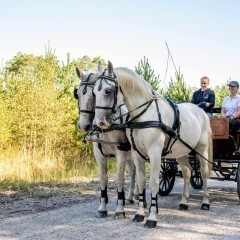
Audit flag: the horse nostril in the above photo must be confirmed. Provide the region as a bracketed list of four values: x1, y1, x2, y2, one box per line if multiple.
[99, 121, 105, 127]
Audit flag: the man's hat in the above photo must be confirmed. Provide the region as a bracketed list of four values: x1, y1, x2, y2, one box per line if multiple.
[228, 81, 239, 87]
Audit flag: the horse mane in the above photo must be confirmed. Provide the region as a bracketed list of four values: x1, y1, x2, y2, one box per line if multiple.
[114, 68, 153, 99]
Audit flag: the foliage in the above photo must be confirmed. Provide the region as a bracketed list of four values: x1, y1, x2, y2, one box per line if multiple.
[213, 82, 229, 108]
[135, 56, 163, 93]
[0, 50, 106, 183]
[164, 68, 192, 102]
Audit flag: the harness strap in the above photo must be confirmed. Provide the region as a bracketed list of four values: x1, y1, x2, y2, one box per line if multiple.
[80, 110, 95, 114]
[130, 128, 149, 161]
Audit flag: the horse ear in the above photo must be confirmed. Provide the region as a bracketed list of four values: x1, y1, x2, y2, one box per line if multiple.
[98, 61, 103, 74]
[108, 61, 113, 77]
[76, 67, 85, 80]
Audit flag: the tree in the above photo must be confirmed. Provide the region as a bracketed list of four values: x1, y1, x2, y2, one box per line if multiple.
[164, 68, 191, 102]
[135, 56, 163, 93]
[213, 81, 229, 107]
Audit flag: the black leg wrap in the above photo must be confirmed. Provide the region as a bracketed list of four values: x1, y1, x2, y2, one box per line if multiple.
[114, 212, 126, 220]
[132, 214, 145, 222]
[201, 203, 210, 210]
[117, 189, 125, 206]
[139, 189, 147, 208]
[178, 204, 188, 211]
[101, 186, 108, 204]
[149, 194, 158, 214]
[144, 220, 157, 228]
[95, 210, 107, 218]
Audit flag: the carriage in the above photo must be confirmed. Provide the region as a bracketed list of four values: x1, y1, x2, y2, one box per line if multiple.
[159, 107, 240, 199]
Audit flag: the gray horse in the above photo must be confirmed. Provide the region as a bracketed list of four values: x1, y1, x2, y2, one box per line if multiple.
[75, 62, 140, 219]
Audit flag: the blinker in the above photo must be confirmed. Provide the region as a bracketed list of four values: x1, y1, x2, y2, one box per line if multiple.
[73, 88, 78, 99]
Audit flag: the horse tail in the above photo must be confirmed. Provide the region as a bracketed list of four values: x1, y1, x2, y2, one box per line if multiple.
[208, 126, 213, 177]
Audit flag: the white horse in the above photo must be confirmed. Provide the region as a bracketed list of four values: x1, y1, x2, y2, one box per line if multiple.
[75, 62, 141, 219]
[93, 61, 213, 228]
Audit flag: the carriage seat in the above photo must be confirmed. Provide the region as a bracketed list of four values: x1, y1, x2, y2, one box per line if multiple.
[210, 118, 229, 139]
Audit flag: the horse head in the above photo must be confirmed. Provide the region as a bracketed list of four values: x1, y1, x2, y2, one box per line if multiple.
[93, 61, 124, 129]
[75, 61, 104, 132]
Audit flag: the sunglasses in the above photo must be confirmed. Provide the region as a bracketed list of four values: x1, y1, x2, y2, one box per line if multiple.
[229, 85, 237, 88]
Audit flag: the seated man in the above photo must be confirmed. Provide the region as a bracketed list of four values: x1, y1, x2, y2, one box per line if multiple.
[191, 76, 215, 117]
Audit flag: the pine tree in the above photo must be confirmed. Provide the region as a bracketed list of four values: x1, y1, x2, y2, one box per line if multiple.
[165, 68, 191, 102]
[135, 56, 163, 93]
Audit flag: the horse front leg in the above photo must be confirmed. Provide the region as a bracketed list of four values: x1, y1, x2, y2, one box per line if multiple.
[144, 152, 162, 228]
[94, 145, 109, 218]
[132, 152, 147, 223]
[177, 156, 192, 210]
[125, 156, 136, 205]
[114, 151, 127, 219]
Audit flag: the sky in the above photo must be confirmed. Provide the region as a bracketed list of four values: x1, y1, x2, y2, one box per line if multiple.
[1, 0, 240, 88]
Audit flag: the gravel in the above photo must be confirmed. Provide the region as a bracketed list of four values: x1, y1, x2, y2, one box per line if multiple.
[0, 175, 240, 240]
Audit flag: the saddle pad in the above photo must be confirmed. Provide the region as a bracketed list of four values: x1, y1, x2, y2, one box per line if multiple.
[210, 118, 229, 139]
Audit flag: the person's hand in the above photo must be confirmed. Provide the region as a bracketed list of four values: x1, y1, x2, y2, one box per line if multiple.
[205, 102, 210, 107]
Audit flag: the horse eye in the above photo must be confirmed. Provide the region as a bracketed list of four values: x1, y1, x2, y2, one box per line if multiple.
[104, 89, 111, 95]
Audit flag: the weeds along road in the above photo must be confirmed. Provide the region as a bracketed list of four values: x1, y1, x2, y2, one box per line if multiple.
[0, 176, 239, 240]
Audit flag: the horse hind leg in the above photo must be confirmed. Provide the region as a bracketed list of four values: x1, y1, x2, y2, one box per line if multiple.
[195, 146, 211, 210]
[132, 155, 147, 223]
[125, 158, 136, 205]
[177, 156, 192, 210]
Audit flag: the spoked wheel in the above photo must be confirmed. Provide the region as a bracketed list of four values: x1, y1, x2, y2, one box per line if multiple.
[158, 161, 176, 196]
[190, 159, 203, 189]
[237, 163, 240, 200]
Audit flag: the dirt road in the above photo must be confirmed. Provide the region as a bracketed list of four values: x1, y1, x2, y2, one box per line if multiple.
[0, 177, 239, 240]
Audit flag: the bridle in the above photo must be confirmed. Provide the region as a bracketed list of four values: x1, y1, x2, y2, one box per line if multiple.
[74, 73, 95, 115]
[94, 70, 120, 118]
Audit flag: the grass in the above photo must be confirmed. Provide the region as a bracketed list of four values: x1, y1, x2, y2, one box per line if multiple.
[0, 148, 118, 190]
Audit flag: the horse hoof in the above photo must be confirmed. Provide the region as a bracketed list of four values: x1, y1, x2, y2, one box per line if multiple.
[95, 211, 107, 218]
[125, 199, 134, 205]
[133, 214, 145, 222]
[114, 212, 126, 219]
[144, 220, 157, 228]
[178, 204, 188, 211]
[201, 203, 210, 210]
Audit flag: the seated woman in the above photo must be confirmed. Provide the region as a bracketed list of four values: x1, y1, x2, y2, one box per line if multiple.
[221, 81, 240, 132]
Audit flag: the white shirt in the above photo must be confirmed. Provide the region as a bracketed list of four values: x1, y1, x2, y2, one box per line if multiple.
[222, 94, 240, 116]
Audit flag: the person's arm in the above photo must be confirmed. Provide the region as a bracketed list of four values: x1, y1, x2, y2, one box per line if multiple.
[205, 90, 215, 108]
[221, 107, 227, 118]
[231, 101, 240, 119]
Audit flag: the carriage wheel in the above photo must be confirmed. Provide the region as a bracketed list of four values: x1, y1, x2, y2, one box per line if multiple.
[237, 163, 240, 200]
[190, 160, 203, 189]
[158, 161, 176, 196]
